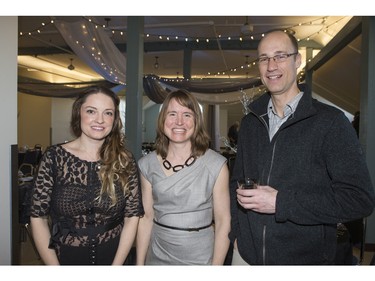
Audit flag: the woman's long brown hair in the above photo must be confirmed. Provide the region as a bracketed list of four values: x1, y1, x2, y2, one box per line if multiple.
[71, 86, 133, 206]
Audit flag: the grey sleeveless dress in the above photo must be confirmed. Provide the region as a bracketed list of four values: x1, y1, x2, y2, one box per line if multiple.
[138, 149, 227, 265]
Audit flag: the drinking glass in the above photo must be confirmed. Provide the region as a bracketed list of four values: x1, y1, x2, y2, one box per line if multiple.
[237, 177, 258, 189]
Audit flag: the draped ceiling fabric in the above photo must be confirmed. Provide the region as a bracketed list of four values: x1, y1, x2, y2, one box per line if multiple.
[17, 79, 119, 98]
[143, 75, 265, 104]
[54, 19, 126, 85]
[19, 18, 266, 104]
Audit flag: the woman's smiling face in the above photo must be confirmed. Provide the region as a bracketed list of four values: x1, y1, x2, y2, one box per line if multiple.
[163, 97, 195, 144]
[80, 93, 115, 141]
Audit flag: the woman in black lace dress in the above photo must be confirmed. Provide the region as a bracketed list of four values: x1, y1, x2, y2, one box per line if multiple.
[30, 86, 144, 265]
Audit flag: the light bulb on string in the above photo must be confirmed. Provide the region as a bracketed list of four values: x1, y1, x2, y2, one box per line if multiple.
[154, 56, 159, 69]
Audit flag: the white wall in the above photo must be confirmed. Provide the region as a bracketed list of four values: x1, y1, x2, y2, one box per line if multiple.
[51, 96, 127, 145]
[143, 103, 160, 143]
[18, 93, 51, 149]
[312, 92, 354, 121]
[51, 98, 75, 145]
[0, 16, 18, 265]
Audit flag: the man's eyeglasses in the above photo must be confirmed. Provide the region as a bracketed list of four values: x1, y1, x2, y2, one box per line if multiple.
[257, 53, 298, 65]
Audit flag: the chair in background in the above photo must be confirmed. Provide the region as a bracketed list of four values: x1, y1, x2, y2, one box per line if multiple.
[18, 146, 43, 179]
[34, 144, 42, 150]
[18, 163, 34, 177]
[22, 148, 42, 167]
[33, 144, 43, 164]
[19, 181, 40, 260]
[18, 151, 26, 168]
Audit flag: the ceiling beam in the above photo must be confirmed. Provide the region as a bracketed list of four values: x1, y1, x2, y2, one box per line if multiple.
[18, 39, 323, 56]
[306, 16, 362, 72]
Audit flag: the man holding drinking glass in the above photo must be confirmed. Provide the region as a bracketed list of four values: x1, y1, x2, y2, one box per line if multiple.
[229, 29, 375, 265]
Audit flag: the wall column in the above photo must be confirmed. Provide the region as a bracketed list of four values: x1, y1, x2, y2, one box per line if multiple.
[360, 16, 375, 244]
[0, 16, 18, 265]
[125, 17, 144, 160]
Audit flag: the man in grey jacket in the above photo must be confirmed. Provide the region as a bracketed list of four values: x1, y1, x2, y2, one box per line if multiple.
[229, 29, 375, 265]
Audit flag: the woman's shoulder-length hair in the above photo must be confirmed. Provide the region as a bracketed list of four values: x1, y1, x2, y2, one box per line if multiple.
[155, 89, 210, 158]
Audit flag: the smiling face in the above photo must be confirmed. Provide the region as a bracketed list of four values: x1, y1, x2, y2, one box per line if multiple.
[80, 93, 115, 142]
[163, 97, 195, 144]
[257, 31, 301, 97]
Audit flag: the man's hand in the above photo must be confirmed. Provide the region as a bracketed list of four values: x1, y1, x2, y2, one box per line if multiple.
[236, 185, 278, 214]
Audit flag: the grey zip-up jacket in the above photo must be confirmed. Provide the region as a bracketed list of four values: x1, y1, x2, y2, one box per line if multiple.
[229, 84, 375, 265]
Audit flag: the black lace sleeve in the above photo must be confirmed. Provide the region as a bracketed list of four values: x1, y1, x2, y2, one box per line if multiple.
[125, 157, 144, 217]
[30, 146, 56, 217]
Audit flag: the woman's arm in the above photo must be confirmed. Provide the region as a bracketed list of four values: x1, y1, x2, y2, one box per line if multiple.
[30, 216, 60, 265]
[135, 174, 154, 265]
[112, 216, 140, 265]
[212, 163, 231, 265]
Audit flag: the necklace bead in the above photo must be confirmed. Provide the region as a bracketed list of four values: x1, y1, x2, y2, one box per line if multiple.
[162, 155, 196, 172]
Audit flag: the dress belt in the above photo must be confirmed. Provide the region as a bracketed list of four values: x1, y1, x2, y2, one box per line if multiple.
[49, 215, 124, 249]
[153, 219, 213, 232]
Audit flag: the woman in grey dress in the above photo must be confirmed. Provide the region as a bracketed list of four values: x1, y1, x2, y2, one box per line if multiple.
[136, 90, 231, 265]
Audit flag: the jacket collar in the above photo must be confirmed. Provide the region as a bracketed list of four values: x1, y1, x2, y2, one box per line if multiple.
[249, 83, 317, 121]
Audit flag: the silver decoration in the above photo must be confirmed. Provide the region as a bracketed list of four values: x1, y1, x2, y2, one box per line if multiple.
[220, 136, 237, 154]
[240, 89, 253, 115]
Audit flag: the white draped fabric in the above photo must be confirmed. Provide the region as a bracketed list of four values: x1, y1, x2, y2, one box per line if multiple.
[54, 19, 126, 85]
[20, 18, 266, 105]
[143, 75, 265, 105]
[158, 78, 264, 105]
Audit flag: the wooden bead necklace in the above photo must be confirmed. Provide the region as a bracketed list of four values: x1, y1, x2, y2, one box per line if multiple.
[162, 155, 196, 172]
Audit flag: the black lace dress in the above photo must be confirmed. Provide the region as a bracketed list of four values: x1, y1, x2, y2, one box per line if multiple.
[30, 144, 143, 265]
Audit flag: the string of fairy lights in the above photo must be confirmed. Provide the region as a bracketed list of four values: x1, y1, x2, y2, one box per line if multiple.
[19, 16, 349, 79]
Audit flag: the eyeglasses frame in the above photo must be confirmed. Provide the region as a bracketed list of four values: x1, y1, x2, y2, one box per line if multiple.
[257, 52, 298, 65]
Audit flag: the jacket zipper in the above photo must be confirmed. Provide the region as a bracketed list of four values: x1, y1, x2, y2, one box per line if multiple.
[257, 113, 278, 264]
[266, 140, 277, 185]
[262, 224, 267, 265]
[252, 111, 276, 265]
